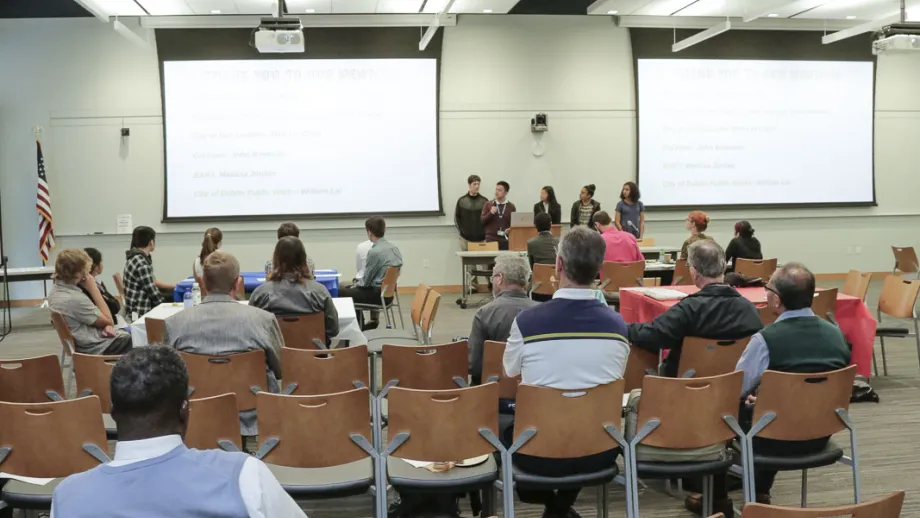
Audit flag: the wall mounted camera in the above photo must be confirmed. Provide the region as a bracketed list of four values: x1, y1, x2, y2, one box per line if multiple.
[531, 113, 548, 133]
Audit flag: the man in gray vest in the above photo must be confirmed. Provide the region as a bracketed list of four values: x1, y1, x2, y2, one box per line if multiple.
[51, 347, 306, 518]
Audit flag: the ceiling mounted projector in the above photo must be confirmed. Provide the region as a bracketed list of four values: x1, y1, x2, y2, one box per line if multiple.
[255, 17, 304, 53]
[873, 23, 920, 55]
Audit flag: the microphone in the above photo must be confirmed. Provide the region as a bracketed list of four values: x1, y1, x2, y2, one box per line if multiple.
[627, 221, 638, 231]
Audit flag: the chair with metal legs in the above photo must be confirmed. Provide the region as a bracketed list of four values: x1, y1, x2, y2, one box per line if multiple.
[891, 246, 920, 279]
[728, 490, 904, 517]
[872, 275, 920, 376]
[49, 311, 76, 396]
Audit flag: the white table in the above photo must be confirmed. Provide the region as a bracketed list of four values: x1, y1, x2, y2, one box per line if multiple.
[0, 266, 54, 282]
[130, 297, 367, 346]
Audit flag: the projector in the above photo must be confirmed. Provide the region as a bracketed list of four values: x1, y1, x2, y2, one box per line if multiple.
[254, 17, 304, 53]
[873, 23, 920, 55]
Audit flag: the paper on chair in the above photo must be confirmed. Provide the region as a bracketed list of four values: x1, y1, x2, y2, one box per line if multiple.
[402, 459, 433, 469]
[0, 472, 55, 486]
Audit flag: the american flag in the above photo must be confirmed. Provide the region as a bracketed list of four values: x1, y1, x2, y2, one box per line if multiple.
[36, 140, 55, 264]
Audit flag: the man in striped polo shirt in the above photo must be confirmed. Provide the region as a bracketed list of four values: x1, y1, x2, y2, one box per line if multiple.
[503, 226, 630, 518]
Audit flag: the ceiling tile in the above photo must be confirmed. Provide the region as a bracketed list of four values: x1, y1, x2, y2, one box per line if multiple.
[234, 0, 275, 14]
[633, 0, 697, 16]
[186, 0, 240, 14]
[97, 0, 148, 15]
[285, 0, 333, 13]
[136, 0, 194, 15]
[794, 0, 918, 20]
[375, 0, 424, 13]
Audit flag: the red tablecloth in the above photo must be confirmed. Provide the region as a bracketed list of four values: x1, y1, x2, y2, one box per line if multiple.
[619, 286, 877, 378]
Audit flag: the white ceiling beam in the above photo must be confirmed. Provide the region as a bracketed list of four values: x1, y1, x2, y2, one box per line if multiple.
[419, 0, 456, 51]
[72, 0, 111, 21]
[672, 20, 731, 51]
[113, 18, 154, 49]
[617, 15, 855, 31]
[822, 12, 901, 44]
[141, 13, 457, 28]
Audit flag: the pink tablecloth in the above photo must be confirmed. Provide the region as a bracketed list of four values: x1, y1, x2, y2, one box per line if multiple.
[619, 286, 877, 378]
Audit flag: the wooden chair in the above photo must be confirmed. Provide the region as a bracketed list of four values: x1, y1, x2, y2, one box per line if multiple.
[384, 383, 503, 518]
[185, 393, 244, 452]
[642, 277, 661, 287]
[672, 259, 693, 286]
[811, 288, 838, 323]
[365, 283, 431, 343]
[380, 341, 468, 392]
[0, 397, 110, 510]
[841, 270, 872, 301]
[355, 266, 404, 330]
[599, 260, 645, 306]
[530, 263, 557, 298]
[624, 345, 659, 393]
[677, 336, 752, 378]
[481, 340, 520, 400]
[179, 350, 268, 414]
[873, 275, 920, 376]
[735, 258, 779, 283]
[71, 353, 121, 439]
[891, 245, 920, 278]
[511, 380, 628, 518]
[0, 355, 66, 403]
[728, 490, 904, 517]
[49, 310, 76, 395]
[417, 289, 442, 345]
[758, 305, 778, 326]
[742, 366, 859, 506]
[145, 317, 166, 345]
[276, 313, 326, 350]
[281, 345, 369, 396]
[636, 237, 655, 246]
[112, 272, 126, 306]
[628, 372, 747, 518]
[255, 388, 380, 512]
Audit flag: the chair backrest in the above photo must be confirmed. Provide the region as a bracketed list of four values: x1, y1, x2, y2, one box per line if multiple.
[672, 259, 692, 286]
[0, 355, 66, 403]
[0, 397, 108, 477]
[409, 283, 431, 327]
[381, 266, 401, 298]
[841, 269, 872, 301]
[468, 242, 499, 252]
[623, 345, 659, 393]
[600, 261, 645, 292]
[757, 305, 778, 326]
[281, 345, 369, 395]
[381, 341, 468, 390]
[73, 353, 120, 410]
[50, 311, 75, 359]
[387, 383, 499, 462]
[185, 393, 243, 451]
[811, 288, 838, 322]
[514, 380, 625, 458]
[276, 313, 325, 350]
[531, 264, 557, 296]
[258, 388, 373, 468]
[637, 371, 743, 449]
[145, 317, 166, 345]
[877, 275, 920, 319]
[735, 258, 779, 282]
[752, 366, 856, 441]
[892, 245, 920, 274]
[678, 336, 752, 378]
[419, 289, 443, 338]
[636, 237, 655, 246]
[481, 340, 520, 399]
[180, 350, 267, 412]
[112, 272, 126, 304]
[740, 490, 904, 518]
[642, 277, 661, 287]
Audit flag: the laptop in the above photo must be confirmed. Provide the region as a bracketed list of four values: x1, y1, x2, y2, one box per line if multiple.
[510, 212, 534, 227]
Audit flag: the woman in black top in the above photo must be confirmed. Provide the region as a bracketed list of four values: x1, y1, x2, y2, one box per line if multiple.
[81, 247, 121, 318]
[725, 220, 763, 272]
[570, 184, 602, 228]
[533, 185, 562, 225]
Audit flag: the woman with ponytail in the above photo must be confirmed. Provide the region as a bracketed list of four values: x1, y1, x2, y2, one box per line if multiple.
[193, 228, 223, 282]
[570, 184, 602, 228]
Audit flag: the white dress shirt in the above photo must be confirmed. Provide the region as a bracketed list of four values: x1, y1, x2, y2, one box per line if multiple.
[50, 435, 307, 518]
[354, 240, 374, 282]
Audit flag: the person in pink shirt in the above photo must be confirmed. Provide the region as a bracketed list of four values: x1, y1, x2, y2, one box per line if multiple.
[594, 211, 644, 263]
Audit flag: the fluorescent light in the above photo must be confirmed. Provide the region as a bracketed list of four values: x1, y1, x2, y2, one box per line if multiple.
[672, 20, 731, 52]
[846, 15, 856, 19]
[482, 9, 492, 13]
[823, 13, 900, 44]
[767, 13, 778, 17]
[305, 8, 315, 13]
[608, 10, 618, 14]
[210, 9, 220, 13]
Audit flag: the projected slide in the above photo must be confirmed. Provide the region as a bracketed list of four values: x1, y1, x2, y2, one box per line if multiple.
[163, 59, 439, 218]
[637, 59, 874, 207]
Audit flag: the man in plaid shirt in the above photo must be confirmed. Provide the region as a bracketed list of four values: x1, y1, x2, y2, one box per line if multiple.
[123, 226, 174, 318]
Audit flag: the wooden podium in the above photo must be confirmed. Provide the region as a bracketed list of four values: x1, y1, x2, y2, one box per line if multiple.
[508, 225, 562, 252]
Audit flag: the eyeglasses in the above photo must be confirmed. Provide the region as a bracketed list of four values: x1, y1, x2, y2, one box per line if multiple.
[764, 285, 779, 296]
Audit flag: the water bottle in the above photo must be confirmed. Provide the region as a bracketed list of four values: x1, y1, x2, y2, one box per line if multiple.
[191, 283, 201, 306]
[183, 290, 194, 309]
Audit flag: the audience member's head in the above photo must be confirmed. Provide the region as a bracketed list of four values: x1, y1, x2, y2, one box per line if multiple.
[541, 185, 557, 205]
[201, 250, 241, 295]
[687, 239, 726, 287]
[620, 181, 640, 203]
[110, 346, 189, 441]
[593, 211, 613, 231]
[495, 181, 510, 201]
[491, 255, 531, 296]
[130, 226, 157, 252]
[55, 248, 92, 285]
[734, 220, 755, 239]
[685, 211, 710, 234]
[199, 227, 223, 264]
[767, 262, 816, 313]
[534, 212, 552, 233]
[365, 216, 386, 241]
[84, 247, 104, 276]
[580, 184, 597, 202]
[270, 236, 313, 283]
[468, 174, 481, 195]
[277, 222, 300, 240]
[556, 226, 606, 288]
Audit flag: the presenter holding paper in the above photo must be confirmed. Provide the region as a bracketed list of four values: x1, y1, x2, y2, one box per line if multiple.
[481, 181, 516, 251]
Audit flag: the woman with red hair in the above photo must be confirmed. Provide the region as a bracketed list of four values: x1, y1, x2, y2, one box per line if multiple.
[680, 211, 713, 260]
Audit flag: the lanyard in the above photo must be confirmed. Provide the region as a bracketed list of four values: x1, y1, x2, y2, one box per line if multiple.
[497, 202, 506, 230]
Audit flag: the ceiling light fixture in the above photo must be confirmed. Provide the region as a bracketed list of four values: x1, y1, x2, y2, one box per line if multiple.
[210, 9, 220, 13]
[846, 15, 857, 19]
[305, 8, 315, 13]
[608, 10, 618, 15]
[482, 9, 492, 13]
[767, 13, 778, 17]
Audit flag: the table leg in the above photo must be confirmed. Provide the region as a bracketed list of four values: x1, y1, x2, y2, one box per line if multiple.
[461, 260, 468, 306]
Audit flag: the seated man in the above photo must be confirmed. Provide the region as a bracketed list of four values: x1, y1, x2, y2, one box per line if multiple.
[50, 347, 306, 518]
[49, 248, 132, 355]
[526, 212, 558, 268]
[628, 239, 762, 378]
[265, 222, 315, 276]
[339, 216, 403, 329]
[468, 255, 538, 385]
[165, 250, 284, 436]
[594, 211, 643, 263]
[504, 226, 630, 518]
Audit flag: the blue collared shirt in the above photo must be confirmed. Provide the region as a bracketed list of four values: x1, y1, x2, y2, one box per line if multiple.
[736, 307, 816, 396]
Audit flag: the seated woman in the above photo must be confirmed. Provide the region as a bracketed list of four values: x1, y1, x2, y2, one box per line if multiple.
[193, 227, 222, 287]
[680, 210, 714, 260]
[249, 236, 339, 344]
[82, 247, 121, 318]
[570, 184, 601, 228]
[725, 220, 763, 272]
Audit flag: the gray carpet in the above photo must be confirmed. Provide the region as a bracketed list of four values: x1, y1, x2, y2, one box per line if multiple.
[1, 278, 916, 517]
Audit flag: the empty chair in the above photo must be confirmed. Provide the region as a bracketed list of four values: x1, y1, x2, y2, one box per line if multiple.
[672, 259, 693, 286]
[599, 260, 645, 306]
[145, 317, 166, 345]
[841, 270, 872, 301]
[179, 349, 268, 436]
[0, 355, 66, 403]
[276, 313, 326, 350]
[481, 341, 520, 400]
[873, 275, 920, 376]
[365, 283, 431, 343]
[73, 353, 121, 438]
[736, 258, 779, 283]
[368, 287, 440, 350]
[50, 310, 76, 393]
[728, 490, 904, 517]
[678, 337, 752, 378]
[185, 393, 244, 452]
[281, 345, 369, 396]
[891, 245, 920, 278]
[623, 345, 659, 393]
[811, 288, 838, 323]
[380, 341, 469, 392]
[530, 264, 557, 298]
[354, 265, 404, 330]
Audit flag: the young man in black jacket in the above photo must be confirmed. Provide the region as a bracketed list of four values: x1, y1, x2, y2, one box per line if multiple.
[454, 174, 488, 244]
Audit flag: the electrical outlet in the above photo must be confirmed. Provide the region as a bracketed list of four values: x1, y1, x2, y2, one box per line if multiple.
[855, 246, 862, 255]
[423, 259, 430, 268]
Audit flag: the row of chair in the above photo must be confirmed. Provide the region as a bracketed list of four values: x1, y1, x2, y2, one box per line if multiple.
[708, 490, 903, 518]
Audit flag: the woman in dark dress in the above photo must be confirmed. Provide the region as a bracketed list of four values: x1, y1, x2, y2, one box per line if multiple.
[533, 185, 562, 225]
[81, 247, 121, 318]
[725, 220, 763, 272]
